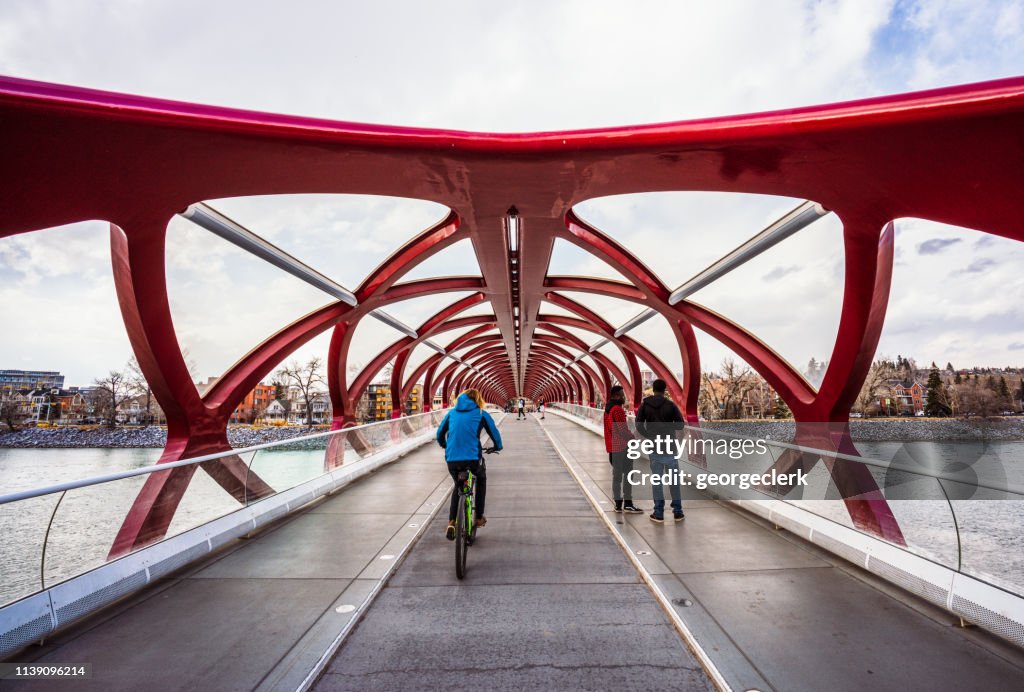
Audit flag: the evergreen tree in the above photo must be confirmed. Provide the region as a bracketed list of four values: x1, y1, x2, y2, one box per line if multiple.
[924, 365, 951, 417]
[774, 396, 792, 419]
[954, 372, 962, 385]
[986, 375, 998, 391]
[998, 376, 1011, 402]
[945, 362, 954, 373]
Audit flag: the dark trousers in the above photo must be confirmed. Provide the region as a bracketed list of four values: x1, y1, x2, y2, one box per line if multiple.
[609, 451, 634, 502]
[448, 459, 486, 520]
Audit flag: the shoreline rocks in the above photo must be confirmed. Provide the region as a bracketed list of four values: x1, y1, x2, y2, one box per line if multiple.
[2, 417, 1022, 448]
[702, 417, 1024, 442]
[0, 425, 334, 449]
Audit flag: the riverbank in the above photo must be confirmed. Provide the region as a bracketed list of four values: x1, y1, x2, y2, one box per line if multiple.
[3, 417, 1023, 448]
[0, 425, 332, 449]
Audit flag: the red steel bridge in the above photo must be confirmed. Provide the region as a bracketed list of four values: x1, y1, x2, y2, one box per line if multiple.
[2, 74, 1022, 555]
[1, 74, 1023, 689]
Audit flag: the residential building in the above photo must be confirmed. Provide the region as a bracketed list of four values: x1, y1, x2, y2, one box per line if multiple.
[1, 387, 90, 425]
[879, 380, 926, 416]
[264, 399, 289, 425]
[364, 383, 392, 422]
[230, 383, 276, 424]
[113, 391, 165, 426]
[405, 384, 422, 416]
[195, 376, 219, 397]
[288, 392, 331, 425]
[0, 370, 64, 396]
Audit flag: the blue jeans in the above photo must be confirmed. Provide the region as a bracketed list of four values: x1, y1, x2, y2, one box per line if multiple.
[649, 454, 682, 517]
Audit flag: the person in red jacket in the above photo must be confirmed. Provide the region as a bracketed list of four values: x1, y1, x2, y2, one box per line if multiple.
[603, 385, 642, 513]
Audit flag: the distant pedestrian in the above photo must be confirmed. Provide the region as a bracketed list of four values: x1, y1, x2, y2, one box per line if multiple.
[517, 398, 526, 420]
[636, 379, 684, 523]
[538, 400, 546, 419]
[603, 385, 642, 514]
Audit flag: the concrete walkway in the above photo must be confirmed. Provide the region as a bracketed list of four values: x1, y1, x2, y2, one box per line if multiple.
[315, 416, 711, 690]
[540, 412, 1024, 692]
[9, 413, 1023, 691]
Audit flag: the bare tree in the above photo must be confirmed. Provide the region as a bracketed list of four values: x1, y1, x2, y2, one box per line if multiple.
[1, 394, 28, 431]
[959, 380, 1001, 418]
[700, 358, 756, 420]
[276, 357, 326, 426]
[698, 373, 723, 420]
[126, 357, 155, 425]
[855, 359, 896, 417]
[719, 358, 755, 419]
[93, 370, 134, 427]
[126, 348, 197, 425]
[747, 379, 774, 419]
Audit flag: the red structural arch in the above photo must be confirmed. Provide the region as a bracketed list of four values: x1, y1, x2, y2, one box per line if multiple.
[3, 75, 1022, 554]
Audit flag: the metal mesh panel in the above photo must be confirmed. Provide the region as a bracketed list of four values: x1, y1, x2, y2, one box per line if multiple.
[951, 593, 1024, 647]
[148, 542, 209, 581]
[812, 531, 868, 568]
[869, 557, 949, 608]
[0, 612, 52, 658]
[54, 569, 147, 627]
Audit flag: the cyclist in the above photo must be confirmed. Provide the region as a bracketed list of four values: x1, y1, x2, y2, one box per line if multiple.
[436, 389, 503, 540]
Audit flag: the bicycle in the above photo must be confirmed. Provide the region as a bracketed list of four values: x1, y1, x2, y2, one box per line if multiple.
[454, 446, 499, 579]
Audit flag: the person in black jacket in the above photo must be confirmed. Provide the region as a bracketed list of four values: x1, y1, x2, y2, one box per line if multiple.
[636, 379, 685, 523]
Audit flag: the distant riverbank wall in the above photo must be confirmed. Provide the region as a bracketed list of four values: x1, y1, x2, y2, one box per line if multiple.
[0, 425, 334, 449]
[2, 417, 1023, 448]
[709, 417, 1024, 442]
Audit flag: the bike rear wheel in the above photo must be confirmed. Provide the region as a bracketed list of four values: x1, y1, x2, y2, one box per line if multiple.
[455, 494, 468, 579]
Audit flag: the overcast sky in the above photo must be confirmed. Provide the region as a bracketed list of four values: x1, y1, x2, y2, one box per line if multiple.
[1, 0, 1022, 390]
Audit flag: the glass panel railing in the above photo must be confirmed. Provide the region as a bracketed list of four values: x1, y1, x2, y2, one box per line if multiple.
[0, 492, 62, 606]
[42, 451, 261, 588]
[0, 411, 441, 607]
[550, 402, 1021, 595]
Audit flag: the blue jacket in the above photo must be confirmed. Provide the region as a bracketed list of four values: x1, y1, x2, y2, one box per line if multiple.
[436, 393, 503, 463]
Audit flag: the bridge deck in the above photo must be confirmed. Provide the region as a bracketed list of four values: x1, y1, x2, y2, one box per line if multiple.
[539, 413, 1024, 691]
[7, 415, 1024, 691]
[314, 416, 710, 690]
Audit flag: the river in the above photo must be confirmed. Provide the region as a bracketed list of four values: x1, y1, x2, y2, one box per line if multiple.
[1, 441, 1023, 608]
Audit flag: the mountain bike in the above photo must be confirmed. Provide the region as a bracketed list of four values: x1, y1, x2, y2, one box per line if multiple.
[454, 446, 499, 579]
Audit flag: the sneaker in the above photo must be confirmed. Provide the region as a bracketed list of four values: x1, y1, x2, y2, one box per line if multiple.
[649, 513, 665, 524]
[476, 516, 487, 528]
[623, 502, 643, 514]
[614, 500, 623, 513]
[674, 511, 685, 522]
[445, 521, 456, 540]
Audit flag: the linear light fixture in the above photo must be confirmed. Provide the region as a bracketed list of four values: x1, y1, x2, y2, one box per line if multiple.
[594, 199, 830, 349]
[613, 309, 657, 337]
[506, 206, 520, 252]
[369, 310, 418, 338]
[180, 203, 357, 306]
[668, 200, 828, 304]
